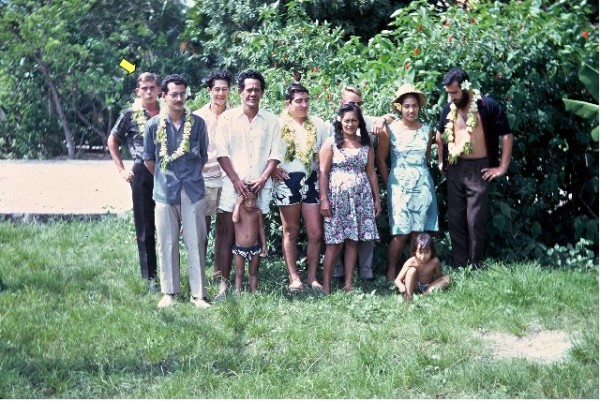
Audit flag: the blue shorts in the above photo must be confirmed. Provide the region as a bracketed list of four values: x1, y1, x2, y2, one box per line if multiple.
[417, 281, 430, 293]
[232, 243, 261, 262]
[273, 171, 319, 206]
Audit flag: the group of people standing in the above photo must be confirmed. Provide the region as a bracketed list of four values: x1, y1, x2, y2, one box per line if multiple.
[108, 66, 513, 307]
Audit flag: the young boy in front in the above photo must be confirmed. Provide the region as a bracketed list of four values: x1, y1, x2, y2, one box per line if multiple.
[232, 193, 267, 293]
[395, 233, 451, 301]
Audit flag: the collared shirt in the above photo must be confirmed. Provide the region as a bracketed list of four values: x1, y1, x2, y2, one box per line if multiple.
[279, 114, 330, 174]
[143, 111, 208, 204]
[194, 102, 229, 187]
[111, 106, 152, 164]
[436, 95, 512, 169]
[215, 106, 283, 185]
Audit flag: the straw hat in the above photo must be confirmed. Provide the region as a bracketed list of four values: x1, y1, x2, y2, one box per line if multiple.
[391, 83, 427, 113]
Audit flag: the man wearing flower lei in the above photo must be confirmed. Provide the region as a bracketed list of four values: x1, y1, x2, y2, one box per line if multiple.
[272, 82, 330, 293]
[193, 70, 233, 275]
[214, 70, 284, 299]
[108, 72, 160, 289]
[143, 74, 210, 309]
[435, 67, 513, 268]
[332, 85, 395, 281]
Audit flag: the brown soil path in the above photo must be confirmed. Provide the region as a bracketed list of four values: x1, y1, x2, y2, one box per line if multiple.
[0, 160, 133, 219]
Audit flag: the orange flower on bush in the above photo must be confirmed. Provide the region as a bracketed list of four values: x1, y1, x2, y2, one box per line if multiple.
[405, 63, 410, 70]
[448, 35, 453, 42]
[417, 25, 423, 32]
[581, 31, 590, 38]
[413, 47, 420, 55]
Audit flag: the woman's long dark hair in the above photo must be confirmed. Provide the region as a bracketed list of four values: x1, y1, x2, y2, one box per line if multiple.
[332, 102, 370, 148]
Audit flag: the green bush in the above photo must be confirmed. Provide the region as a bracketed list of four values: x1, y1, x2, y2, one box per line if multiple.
[228, 0, 599, 268]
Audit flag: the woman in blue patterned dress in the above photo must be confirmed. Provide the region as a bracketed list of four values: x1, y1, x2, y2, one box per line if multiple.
[376, 84, 439, 281]
[319, 103, 381, 294]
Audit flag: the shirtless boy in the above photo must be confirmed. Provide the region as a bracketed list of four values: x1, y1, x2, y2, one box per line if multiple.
[232, 193, 267, 293]
[394, 233, 451, 301]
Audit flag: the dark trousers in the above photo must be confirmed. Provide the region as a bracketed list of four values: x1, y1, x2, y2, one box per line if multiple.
[131, 163, 157, 279]
[447, 158, 490, 268]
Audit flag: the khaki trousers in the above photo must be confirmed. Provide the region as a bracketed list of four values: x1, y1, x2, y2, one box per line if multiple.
[155, 189, 207, 298]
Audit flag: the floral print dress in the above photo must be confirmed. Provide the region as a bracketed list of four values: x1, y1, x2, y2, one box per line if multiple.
[324, 143, 380, 244]
[387, 122, 438, 235]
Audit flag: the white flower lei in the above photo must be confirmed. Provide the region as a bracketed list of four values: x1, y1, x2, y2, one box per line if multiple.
[156, 109, 193, 170]
[280, 109, 318, 172]
[131, 98, 160, 136]
[442, 82, 481, 164]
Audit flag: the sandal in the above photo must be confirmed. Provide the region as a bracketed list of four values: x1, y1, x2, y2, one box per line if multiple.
[288, 278, 304, 292]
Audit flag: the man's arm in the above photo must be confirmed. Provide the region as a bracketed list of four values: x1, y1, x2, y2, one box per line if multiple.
[369, 114, 396, 135]
[435, 130, 445, 173]
[107, 133, 134, 183]
[481, 133, 513, 181]
[218, 156, 250, 196]
[144, 160, 155, 175]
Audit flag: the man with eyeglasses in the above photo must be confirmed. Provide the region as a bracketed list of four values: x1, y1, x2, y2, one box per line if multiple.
[332, 85, 395, 281]
[144, 74, 211, 309]
[108, 72, 160, 291]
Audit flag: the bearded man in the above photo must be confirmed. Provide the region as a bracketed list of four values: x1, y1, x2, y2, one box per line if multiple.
[435, 67, 513, 268]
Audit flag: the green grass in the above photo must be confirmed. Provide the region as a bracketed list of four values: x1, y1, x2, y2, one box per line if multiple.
[0, 216, 598, 398]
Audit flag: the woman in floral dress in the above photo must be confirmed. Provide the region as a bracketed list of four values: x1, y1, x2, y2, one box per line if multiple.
[319, 102, 381, 294]
[376, 83, 439, 281]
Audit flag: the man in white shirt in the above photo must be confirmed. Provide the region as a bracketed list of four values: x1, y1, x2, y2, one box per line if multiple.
[214, 70, 283, 298]
[193, 70, 232, 275]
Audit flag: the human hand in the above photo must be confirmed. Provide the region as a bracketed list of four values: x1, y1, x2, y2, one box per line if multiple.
[320, 199, 331, 217]
[271, 166, 290, 182]
[246, 177, 266, 194]
[233, 178, 250, 196]
[481, 166, 506, 182]
[374, 199, 381, 218]
[260, 246, 268, 257]
[370, 117, 386, 135]
[397, 282, 406, 293]
[119, 168, 134, 183]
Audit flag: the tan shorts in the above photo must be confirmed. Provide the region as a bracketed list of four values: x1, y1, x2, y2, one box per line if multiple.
[204, 186, 222, 216]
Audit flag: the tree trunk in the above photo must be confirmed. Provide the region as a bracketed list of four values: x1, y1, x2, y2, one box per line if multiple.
[33, 55, 76, 159]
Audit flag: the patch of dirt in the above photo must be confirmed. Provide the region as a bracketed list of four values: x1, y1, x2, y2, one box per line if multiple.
[477, 329, 573, 364]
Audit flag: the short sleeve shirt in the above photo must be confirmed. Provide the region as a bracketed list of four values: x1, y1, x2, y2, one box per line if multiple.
[143, 111, 208, 204]
[215, 106, 283, 185]
[111, 106, 152, 163]
[194, 103, 228, 187]
[278, 115, 330, 174]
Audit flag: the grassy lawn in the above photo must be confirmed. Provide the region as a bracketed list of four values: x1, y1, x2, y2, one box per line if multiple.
[0, 216, 598, 398]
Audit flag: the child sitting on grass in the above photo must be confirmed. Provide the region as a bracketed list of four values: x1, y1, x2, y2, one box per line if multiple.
[394, 233, 451, 301]
[232, 193, 267, 293]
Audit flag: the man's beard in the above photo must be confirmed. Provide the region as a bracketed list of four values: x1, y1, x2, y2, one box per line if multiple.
[454, 90, 470, 109]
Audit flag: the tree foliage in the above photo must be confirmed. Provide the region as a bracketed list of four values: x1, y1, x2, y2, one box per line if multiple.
[0, 0, 597, 262]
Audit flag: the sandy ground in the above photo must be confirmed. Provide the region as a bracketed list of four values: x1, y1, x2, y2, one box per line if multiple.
[477, 329, 573, 363]
[0, 160, 133, 218]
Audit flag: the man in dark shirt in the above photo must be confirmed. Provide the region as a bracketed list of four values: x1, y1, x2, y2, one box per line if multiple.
[435, 67, 513, 268]
[108, 72, 160, 287]
[144, 74, 210, 308]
